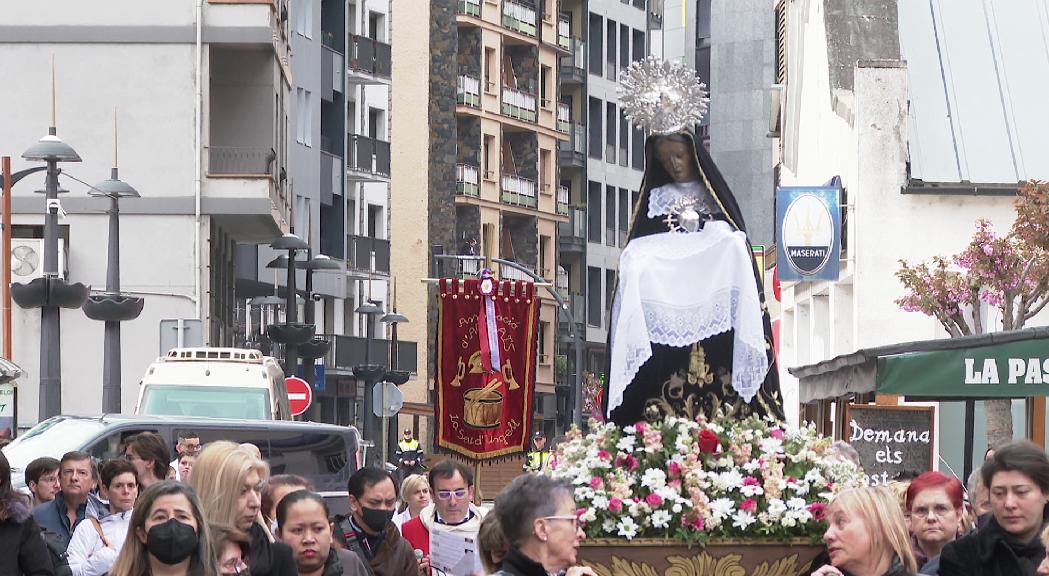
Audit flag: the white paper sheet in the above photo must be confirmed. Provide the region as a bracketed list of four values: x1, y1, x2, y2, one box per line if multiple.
[429, 525, 484, 576]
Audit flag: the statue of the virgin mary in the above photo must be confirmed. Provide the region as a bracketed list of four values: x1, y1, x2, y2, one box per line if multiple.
[603, 57, 784, 426]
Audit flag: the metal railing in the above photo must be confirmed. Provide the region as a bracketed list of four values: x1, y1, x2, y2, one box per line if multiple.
[556, 185, 569, 215]
[559, 123, 585, 156]
[555, 267, 569, 297]
[347, 235, 391, 274]
[557, 103, 571, 133]
[458, 0, 481, 17]
[347, 134, 391, 177]
[323, 333, 418, 373]
[557, 15, 571, 49]
[501, 86, 537, 122]
[348, 34, 392, 78]
[456, 164, 480, 197]
[500, 173, 537, 208]
[209, 146, 274, 175]
[558, 207, 586, 240]
[457, 75, 481, 108]
[560, 38, 585, 72]
[502, 0, 537, 36]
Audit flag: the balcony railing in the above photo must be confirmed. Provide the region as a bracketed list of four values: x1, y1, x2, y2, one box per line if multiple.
[558, 207, 586, 242]
[561, 38, 585, 73]
[457, 75, 481, 108]
[500, 173, 537, 208]
[347, 234, 391, 274]
[456, 164, 480, 197]
[209, 146, 274, 175]
[499, 263, 535, 282]
[558, 123, 585, 167]
[501, 86, 537, 122]
[556, 185, 569, 215]
[348, 34, 392, 81]
[558, 15, 571, 49]
[458, 0, 481, 17]
[502, 0, 537, 37]
[347, 134, 391, 178]
[323, 333, 418, 373]
[557, 103, 571, 133]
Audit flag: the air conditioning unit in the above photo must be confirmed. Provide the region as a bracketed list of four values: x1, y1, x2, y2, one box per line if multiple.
[10, 238, 67, 281]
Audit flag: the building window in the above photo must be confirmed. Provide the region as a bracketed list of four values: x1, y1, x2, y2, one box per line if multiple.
[619, 108, 629, 166]
[369, 11, 385, 42]
[539, 235, 549, 278]
[539, 320, 549, 363]
[296, 88, 305, 144]
[605, 102, 616, 163]
[605, 185, 616, 247]
[618, 188, 629, 245]
[588, 13, 603, 77]
[484, 47, 497, 93]
[368, 107, 385, 140]
[540, 65, 551, 107]
[631, 121, 644, 169]
[605, 269, 616, 327]
[632, 29, 645, 65]
[587, 266, 601, 326]
[483, 134, 495, 179]
[606, 18, 616, 80]
[304, 0, 313, 39]
[587, 181, 602, 244]
[588, 97, 602, 158]
[619, 24, 630, 71]
[540, 149, 552, 191]
[304, 90, 313, 147]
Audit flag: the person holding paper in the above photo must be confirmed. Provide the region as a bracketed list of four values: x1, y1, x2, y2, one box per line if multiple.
[401, 460, 486, 576]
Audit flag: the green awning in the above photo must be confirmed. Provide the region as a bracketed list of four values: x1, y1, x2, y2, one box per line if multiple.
[790, 326, 1049, 402]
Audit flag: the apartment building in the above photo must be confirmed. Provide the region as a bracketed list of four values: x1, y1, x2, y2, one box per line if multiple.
[391, 0, 565, 436]
[0, 0, 292, 423]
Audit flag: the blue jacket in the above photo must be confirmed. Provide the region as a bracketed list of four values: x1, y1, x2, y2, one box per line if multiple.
[32, 491, 107, 550]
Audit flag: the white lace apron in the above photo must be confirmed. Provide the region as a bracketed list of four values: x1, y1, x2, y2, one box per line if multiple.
[607, 220, 768, 415]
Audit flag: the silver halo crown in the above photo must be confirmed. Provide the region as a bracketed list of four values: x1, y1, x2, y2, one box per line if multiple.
[618, 56, 709, 135]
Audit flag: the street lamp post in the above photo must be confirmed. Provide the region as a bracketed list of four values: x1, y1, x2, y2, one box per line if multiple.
[381, 305, 408, 466]
[299, 253, 340, 390]
[354, 300, 385, 453]
[266, 234, 314, 379]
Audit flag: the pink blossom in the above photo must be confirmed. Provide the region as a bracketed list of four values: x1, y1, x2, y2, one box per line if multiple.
[623, 454, 639, 471]
[669, 479, 682, 489]
[597, 450, 611, 461]
[646, 493, 664, 507]
[743, 476, 760, 487]
[740, 498, 758, 513]
[770, 428, 785, 440]
[634, 422, 647, 434]
[609, 498, 623, 513]
[808, 502, 827, 521]
[590, 476, 604, 490]
[668, 462, 682, 478]
[681, 515, 705, 530]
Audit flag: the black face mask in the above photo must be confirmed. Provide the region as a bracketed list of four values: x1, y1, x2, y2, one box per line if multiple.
[146, 518, 198, 565]
[359, 506, 394, 533]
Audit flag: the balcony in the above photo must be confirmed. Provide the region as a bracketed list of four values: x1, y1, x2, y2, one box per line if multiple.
[458, 0, 481, 17]
[208, 146, 274, 175]
[560, 38, 585, 84]
[649, 0, 664, 29]
[557, 103, 571, 133]
[347, 34, 392, 85]
[456, 164, 480, 197]
[323, 333, 418, 375]
[500, 173, 537, 208]
[346, 134, 391, 182]
[557, 293, 586, 336]
[502, 0, 537, 37]
[501, 86, 537, 122]
[557, 207, 585, 253]
[457, 75, 481, 108]
[557, 15, 571, 50]
[558, 123, 585, 168]
[556, 185, 569, 215]
[346, 234, 391, 276]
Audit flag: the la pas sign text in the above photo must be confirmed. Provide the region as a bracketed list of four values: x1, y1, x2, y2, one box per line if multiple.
[965, 357, 1049, 384]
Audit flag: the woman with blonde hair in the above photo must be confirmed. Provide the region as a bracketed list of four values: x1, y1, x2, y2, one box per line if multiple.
[110, 481, 219, 576]
[392, 474, 430, 530]
[811, 486, 918, 576]
[189, 441, 295, 576]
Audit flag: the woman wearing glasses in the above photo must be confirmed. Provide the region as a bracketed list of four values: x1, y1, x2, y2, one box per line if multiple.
[490, 474, 596, 576]
[905, 472, 965, 575]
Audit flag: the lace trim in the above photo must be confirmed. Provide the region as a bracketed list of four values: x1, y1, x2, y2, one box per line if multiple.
[647, 181, 720, 218]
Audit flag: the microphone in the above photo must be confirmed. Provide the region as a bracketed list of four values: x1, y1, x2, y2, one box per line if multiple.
[415, 549, 424, 561]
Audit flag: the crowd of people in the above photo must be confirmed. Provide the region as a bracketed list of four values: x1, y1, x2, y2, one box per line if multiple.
[8, 429, 1049, 576]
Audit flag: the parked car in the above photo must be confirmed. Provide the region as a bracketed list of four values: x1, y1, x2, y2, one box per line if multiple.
[1, 414, 358, 515]
[136, 347, 291, 420]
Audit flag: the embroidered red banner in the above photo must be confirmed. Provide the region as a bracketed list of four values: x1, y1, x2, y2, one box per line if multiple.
[435, 277, 539, 461]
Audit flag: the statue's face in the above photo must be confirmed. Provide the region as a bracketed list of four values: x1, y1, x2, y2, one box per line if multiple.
[654, 139, 699, 183]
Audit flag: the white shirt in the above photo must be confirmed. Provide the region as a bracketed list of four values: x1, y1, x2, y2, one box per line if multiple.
[66, 509, 133, 576]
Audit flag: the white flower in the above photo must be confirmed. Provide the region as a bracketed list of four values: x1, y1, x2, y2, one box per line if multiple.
[579, 508, 598, 523]
[651, 510, 672, 529]
[617, 435, 637, 452]
[617, 517, 639, 539]
[602, 519, 616, 533]
[574, 486, 594, 500]
[713, 470, 744, 492]
[742, 459, 761, 474]
[804, 468, 825, 484]
[657, 485, 680, 502]
[641, 468, 668, 491]
[766, 498, 787, 518]
[672, 503, 683, 514]
[786, 497, 807, 510]
[759, 437, 784, 454]
[732, 510, 757, 530]
[790, 482, 811, 496]
[709, 498, 736, 519]
[740, 483, 764, 498]
[592, 494, 610, 510]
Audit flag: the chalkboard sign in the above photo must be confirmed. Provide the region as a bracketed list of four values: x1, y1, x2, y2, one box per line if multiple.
[844, 404, 934, 486]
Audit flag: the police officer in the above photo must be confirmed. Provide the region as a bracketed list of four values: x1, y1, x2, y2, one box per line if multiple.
[523, 431, 550, 472]
[395, 428, 424, 479]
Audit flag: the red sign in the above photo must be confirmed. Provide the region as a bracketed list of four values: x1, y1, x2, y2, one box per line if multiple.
[435, 277, 539, 461]
[286, 376, 312, 416]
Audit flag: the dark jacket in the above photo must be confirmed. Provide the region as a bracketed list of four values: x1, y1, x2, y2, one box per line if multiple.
[0, 490, 55, 576]
[336, 517, 418, 576]
[490, 548, 548, 576]
[248, 522, 297, 576]
[939, 516, 1046, 576]
[918, 554, 941, 575]
[31, 491, 106, 550]
[325, 548, 372, 576]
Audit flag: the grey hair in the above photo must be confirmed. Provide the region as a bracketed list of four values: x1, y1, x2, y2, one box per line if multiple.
[494, 474, 574, 546]
[966, 468, 982, 502]
[828, 441, 861, 467]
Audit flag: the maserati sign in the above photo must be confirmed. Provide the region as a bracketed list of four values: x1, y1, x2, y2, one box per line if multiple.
[776, 186, 841, 282]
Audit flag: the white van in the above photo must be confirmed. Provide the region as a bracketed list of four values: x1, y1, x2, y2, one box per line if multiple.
[135, 348, 292, 420]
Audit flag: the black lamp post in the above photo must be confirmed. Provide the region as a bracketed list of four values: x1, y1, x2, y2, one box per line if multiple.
[265, 233, 314, 378]
[380, 307, 408, 464]
[354, 300, 385, 451]
[12, 125, 90, 419]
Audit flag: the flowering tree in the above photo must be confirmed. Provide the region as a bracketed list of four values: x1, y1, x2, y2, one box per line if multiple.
[896, 181, 1049, 446]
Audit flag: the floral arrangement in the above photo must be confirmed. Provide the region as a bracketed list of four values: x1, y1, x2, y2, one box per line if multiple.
[546, 414, 865, 544]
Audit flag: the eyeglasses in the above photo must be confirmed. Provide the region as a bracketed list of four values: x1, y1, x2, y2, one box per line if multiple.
[435, 489, 469, 501]
[541, 515, 580, 528]
[911, 504, 955, 519]
[220, 558, 248, 575]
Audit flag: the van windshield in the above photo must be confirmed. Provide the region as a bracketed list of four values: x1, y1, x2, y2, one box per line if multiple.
[141, 385, 270, 420]
[1, 417, 106, 472]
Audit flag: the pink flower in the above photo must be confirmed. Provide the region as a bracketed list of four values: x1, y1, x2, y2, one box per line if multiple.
[634, 422, 647, 434]
[681, 515, 705, 530]
[808, 502, 827, 521]
[624, 454, 639, 471]
[740, 498, 758, 513]
[609, 498, 623, 513]
[590, 476, 604, 490]
[742, 476, 760, 487]
[597, 450, 611, 461]
[668, 462, 682, 478]
[770, 428, 785, 440]
[646, 493, 664, 507]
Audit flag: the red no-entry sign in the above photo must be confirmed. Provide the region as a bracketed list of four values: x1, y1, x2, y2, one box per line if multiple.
[286, 376, 312, 416]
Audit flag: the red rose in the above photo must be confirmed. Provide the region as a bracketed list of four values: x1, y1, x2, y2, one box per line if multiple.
[698, 429, 720, 454]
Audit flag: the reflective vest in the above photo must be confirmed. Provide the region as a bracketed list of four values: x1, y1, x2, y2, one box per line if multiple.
[525, 450, 550, 471]
[398, 438, 420, 452]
